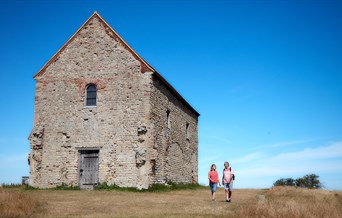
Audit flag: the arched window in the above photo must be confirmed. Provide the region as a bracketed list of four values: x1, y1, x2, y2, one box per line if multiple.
[86, 84, 97, 106]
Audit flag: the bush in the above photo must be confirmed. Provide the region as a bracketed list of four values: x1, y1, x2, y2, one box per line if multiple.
[273, 174, 322, 189]
[273, 178, 296, 187]
[295, 174, 322, 189]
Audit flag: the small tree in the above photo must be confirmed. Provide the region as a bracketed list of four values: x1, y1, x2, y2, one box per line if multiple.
[273, 178, 296, 187]
[273, 174, 322, 189]
[295, 174, 322, 189]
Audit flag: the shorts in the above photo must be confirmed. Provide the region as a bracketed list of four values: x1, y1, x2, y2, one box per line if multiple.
[224, 183, 233, 191]
[209, 183, 217, 192]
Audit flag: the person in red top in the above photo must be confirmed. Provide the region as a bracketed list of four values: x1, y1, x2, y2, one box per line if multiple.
[208, 164, 220, 201]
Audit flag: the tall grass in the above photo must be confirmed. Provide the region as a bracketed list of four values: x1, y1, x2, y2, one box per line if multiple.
[0, 188, 37, 218]
[1, 185, 340, 217]
[1, 183, 21, 188]
[234, 186, 342, 218]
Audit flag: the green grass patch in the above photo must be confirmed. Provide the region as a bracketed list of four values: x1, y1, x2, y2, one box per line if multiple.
[94, 182, 205, 192]
[23, 185, 40, 190]
[52, 183, 80, 190]
[2, 182, 204, 192]
[20, 183, 79, 191]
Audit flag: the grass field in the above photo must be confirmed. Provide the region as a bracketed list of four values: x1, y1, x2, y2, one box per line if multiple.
[1, 186, 341, 217]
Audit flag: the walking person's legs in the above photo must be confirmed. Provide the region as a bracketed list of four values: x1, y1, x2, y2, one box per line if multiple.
[228, 183, 233, 202]
[210, 183, 217, 201]
[224, 183, 229, 202]
[224, 183, 233, 202]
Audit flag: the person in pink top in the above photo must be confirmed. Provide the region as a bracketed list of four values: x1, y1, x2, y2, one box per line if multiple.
[208, 164, 220, 201]
[222, 161, 234, 202]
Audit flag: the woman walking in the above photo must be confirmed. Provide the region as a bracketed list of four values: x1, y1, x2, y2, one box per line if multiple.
[208, 164, 220, 201]
[222, 161, 234, 203]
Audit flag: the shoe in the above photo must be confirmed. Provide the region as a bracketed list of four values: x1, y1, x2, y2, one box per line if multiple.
[228, 199, 231, 203]
[226, 200, 229, 202]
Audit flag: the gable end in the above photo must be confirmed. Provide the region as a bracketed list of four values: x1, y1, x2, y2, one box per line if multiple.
[34, 12, 154, 78]
[33, 12, 199, 116]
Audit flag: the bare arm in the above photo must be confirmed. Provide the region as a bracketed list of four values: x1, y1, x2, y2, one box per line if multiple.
[208, 172, 213, 183]
[229, 174, 234, 183]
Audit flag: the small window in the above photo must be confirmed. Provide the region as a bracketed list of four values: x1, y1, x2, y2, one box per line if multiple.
[186, 123, 189, 139]
[151, 159, 156, 176]
[167, 110, 171, 129]
[86, 84, 97, 106]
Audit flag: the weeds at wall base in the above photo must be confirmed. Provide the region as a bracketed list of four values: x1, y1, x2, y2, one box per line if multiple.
[2, 182, 204, 192]
[94, 182, 205, 192]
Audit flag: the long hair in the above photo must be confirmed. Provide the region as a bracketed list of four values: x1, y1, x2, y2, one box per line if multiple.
[210, 164, 216, 171]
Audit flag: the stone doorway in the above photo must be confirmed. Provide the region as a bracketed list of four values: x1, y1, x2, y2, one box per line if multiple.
[78, 149, 99, 190]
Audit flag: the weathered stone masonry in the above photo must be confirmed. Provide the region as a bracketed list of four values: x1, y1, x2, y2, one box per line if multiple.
[28, 12, 199, 189]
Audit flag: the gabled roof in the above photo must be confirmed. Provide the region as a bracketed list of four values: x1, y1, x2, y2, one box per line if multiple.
[34, 12, 155, 77]
[34, 12, 199, 116]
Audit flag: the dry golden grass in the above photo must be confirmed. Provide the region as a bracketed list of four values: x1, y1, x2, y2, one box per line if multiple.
[0, 187, 37, 218]
[234, 186, 342, 218]
[1, 186, 341, 217]
[27, 188, 264, 218]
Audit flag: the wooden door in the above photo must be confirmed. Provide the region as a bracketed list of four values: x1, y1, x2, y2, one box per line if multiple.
[78, 150, 99, 190]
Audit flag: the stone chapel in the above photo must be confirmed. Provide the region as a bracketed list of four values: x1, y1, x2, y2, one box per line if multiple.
[28, 12, 199, 189]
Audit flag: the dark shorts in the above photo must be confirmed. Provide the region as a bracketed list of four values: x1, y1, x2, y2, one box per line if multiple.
[209, 183, 218, 192]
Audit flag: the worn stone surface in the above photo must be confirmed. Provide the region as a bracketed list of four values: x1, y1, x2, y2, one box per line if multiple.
[28, 13, 198, 189]
[150, 77, 198, 184]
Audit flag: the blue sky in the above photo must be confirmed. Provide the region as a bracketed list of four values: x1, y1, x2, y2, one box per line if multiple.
[1, 0, 341, 190]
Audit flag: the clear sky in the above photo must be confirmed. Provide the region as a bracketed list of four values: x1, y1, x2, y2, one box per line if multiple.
[1, 0, 341, 190]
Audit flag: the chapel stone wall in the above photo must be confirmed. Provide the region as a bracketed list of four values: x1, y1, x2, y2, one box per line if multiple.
[149, 76, 198, 184]
[29, 13, 199, 189]
[29, 16, 152, 189]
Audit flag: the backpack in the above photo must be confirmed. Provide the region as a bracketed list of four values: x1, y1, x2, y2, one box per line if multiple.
[223, 167, 235, 181]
